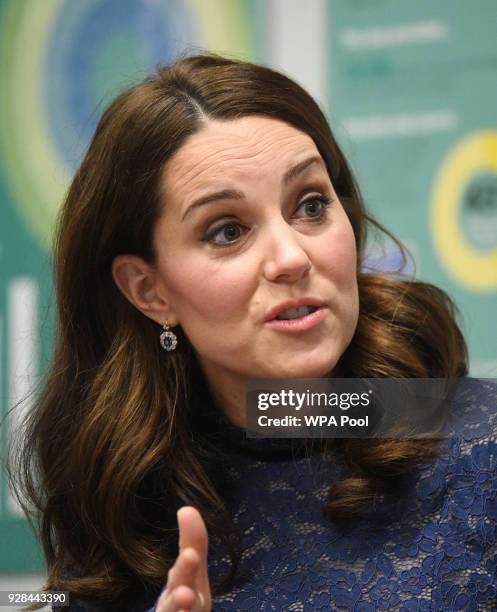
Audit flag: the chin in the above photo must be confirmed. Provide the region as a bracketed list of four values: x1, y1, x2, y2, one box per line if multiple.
[267, 353, 339, 379]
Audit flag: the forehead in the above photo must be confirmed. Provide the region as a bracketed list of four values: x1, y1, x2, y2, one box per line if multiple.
[161, 116, 321, 197]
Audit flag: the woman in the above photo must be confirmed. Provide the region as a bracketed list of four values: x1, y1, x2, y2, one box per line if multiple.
[8, 53, 497, 611]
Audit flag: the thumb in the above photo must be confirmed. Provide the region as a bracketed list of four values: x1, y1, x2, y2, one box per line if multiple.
[177, 506, 210, 596]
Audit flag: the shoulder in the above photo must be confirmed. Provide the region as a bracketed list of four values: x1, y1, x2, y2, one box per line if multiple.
[444, 377, 497, 514]
[415, 376, 497, 516]
[410, 377, 497, 513]
[401, 377, 497, 608]
[443, 376, 497, 444]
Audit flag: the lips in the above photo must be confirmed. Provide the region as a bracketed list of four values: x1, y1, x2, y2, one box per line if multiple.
[265, 298, 326, 322]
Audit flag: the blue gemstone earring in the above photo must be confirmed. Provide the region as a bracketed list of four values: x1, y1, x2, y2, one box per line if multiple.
[159, 321, 178, 351]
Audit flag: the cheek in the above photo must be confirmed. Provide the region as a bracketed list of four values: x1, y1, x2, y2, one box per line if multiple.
[159, 251, 250, 321]
[317, 220, 358, 287]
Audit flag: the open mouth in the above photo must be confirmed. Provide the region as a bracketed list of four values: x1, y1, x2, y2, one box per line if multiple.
[274, 305, 319, 320]
[266, 305, 327, 333]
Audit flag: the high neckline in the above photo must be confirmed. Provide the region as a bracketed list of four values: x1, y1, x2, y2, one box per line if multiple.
[190, 384, 325, 460]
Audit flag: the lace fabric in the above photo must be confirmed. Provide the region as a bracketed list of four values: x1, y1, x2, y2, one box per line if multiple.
[148, 376, 497, 611]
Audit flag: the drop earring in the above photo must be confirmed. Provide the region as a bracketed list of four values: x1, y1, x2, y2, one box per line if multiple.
[159, 320, 178, 351]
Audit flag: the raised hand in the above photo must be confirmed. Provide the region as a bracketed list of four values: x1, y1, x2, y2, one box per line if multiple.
[156, 506, 212, 612]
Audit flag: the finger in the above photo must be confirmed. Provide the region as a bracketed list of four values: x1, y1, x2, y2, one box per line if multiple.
[176, 507, 210, 597]
[166, 546, 200, 593]
[156, 584, 197, 612]
[177, 507, 208, 560]
[195, 590, 206, 611]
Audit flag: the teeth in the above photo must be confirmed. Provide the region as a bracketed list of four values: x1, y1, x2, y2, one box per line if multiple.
[276, 306, 317, 320]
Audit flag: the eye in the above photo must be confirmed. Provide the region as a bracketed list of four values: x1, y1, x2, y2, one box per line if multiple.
[294, 195, 333, 220]
[204, 221, 246, 246]
[202, 194, 333, 247]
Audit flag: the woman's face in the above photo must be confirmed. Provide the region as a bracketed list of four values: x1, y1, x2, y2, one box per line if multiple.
[153, 115, 359, 397]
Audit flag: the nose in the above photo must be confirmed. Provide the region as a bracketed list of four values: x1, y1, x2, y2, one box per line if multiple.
[262, 219, 312, 283]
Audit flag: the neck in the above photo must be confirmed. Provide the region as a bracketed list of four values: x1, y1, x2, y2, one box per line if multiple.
[210, 384, 247, 428]
[195, 356, 247, 429]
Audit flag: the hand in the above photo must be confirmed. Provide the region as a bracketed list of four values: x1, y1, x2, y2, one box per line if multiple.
[156, 506, 212, 612]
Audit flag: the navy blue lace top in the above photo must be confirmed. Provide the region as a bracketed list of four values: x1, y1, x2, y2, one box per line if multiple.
[146, 376, 497, 612]
[63, 376, 497, 611]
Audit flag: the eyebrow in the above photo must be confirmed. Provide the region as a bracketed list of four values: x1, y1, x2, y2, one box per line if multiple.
[181, 155, 327, 221]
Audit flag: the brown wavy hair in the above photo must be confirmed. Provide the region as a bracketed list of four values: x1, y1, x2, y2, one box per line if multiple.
[6, 51, 468, 607]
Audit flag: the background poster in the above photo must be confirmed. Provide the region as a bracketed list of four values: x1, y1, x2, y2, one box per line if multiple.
[329, 0, 497, 377]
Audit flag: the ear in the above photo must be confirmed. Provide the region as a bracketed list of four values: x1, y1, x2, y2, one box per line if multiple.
[111, 254, 178, 327]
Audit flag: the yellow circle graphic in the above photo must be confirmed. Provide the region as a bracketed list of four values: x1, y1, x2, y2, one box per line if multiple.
[430, 131, 497, 292]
